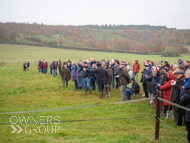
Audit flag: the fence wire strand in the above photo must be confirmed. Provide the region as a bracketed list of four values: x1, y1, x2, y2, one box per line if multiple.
[157, 117, 188, 143]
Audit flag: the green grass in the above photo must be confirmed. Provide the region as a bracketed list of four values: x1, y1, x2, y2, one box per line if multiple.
[0, 44, 189, 64]
[0, 44, 188, 142]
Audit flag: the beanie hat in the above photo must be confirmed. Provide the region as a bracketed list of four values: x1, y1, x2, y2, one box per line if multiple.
[131, 77, 135, 81]
[144, 62, 149, 67]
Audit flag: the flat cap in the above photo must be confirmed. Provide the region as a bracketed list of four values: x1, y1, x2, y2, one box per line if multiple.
[173, 70, 185, 75]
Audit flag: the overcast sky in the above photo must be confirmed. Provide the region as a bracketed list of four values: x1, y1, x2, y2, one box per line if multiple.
[0, 0, 190, 29]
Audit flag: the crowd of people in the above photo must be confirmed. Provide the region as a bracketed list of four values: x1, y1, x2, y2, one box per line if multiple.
[35, 58, 190, 142]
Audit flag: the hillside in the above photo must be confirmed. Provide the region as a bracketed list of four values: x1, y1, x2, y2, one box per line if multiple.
[0, 22, 190, 54]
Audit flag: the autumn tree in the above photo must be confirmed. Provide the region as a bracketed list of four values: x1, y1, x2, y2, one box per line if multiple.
[58, 35, 63, 45]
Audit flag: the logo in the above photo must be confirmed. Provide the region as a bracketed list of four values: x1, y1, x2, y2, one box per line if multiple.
[10, 116, 60, 134]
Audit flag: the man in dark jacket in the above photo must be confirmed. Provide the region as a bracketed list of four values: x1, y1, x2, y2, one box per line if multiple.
[133, 60, 140, 82]
[119, 62, 130, 101]
[83, 62, 92, 94]
[126, 77, 140, 100]
[84, 63, 107, 99]
[142, 63, 152, 98]
[52, 61, 57, 77]
[179, 80, 190, 142]
[61, 65, 71, 87]
[172, 70, 185, 126]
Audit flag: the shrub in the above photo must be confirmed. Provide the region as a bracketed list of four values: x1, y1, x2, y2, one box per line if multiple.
[162, 46, 180, 57]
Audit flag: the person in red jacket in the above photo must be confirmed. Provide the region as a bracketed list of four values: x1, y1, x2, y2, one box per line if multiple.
[43, 61, 47, 74]
[133, 60, 140, 82]
[158, 70, 175, 116]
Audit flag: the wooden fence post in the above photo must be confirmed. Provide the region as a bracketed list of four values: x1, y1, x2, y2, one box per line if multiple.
[155, 91, 161, 140]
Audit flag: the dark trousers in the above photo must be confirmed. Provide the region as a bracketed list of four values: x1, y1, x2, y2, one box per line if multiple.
[177, 108, 185, 126]
[90, 81, 96, 90]
[59, 68, 61, 75]
[143, 84, 148, 98]
[185, 121, 190, 143]
[97, 81, 105, 92]
[74, 80, 78, 89]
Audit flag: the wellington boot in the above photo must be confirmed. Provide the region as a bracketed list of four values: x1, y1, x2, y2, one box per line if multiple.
[108, 92, 111, 98]
[85, 88, 88, 94]
[99, 92, 102, 99]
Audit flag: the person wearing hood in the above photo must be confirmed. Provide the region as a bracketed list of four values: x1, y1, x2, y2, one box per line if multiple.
[133, 60, 140, 82]
[71, 62, 76, 78]
[178, 59, 185, 67]
[157, 70, 175, 117]
[179, 69, 190, 142]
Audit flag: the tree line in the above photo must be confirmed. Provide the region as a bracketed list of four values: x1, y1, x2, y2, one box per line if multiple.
[0, 22, 190, 56]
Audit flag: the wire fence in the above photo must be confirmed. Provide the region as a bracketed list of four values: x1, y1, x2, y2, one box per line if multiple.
[156, 93, 189, 143]
[0, 93, 189, 142]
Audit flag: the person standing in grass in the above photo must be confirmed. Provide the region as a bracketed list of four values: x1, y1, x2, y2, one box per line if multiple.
[27, 61, 30, 71]
[23, 61, 27, 71]
[83, 62, 107, 99]
[119, 61, 130, 101]
[61, 65, 71, 87]
[41, 60, 44, 73]
[52, 61, 57, 77]
[103, 63, 113, 97]
[50, 61, 53, 75]
[179, 69, 190, 142]
[114, 60, 120, 89]
[71, 62, 76, 79]
[133, 60, 140, 82]
[90, 64, 97, 91]
[111, 59, 115, 89]
[83, 62, 92, 94]
[43, 60, 47, 74]
[38, 60, 41, 73]
[73, 65, 78, 90]
[58, 59, 62, 75]
[77, 60, 83, 90]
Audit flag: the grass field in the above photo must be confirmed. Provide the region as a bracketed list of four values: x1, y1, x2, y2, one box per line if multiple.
[0, 44, 189, 143]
